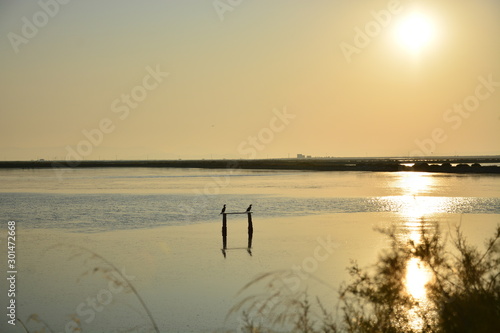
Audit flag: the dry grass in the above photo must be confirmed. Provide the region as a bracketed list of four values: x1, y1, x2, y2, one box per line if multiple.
[21, 244, 159, 333]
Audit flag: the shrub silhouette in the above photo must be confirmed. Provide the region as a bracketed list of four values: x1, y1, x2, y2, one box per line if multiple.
[230, 222, 500, 333]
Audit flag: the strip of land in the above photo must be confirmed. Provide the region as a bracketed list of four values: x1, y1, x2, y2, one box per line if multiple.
[1, 156, 499, 174]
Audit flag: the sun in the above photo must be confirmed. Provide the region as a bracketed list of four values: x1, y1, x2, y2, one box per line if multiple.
[394, 12, 436, 53]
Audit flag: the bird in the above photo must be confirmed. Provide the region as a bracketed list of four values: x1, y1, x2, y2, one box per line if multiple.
[246, 204, 252, 212]
[220, 204, 226, 214]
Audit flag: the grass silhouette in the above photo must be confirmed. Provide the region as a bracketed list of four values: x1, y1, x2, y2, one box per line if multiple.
[22, 244, 159, 333]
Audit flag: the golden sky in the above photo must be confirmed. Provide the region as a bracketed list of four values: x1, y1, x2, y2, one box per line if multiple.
[1, 0, 499, 160]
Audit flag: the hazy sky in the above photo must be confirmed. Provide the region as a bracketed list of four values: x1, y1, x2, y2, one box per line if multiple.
[1, 0, 499, 160]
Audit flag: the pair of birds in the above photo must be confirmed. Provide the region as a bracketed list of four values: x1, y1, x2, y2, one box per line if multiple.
[220, 204, 252, 214]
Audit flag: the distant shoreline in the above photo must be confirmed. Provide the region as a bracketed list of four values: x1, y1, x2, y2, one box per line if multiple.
[1, 156, 500, 174]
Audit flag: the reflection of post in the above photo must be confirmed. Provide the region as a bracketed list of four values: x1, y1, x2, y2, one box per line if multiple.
[247, 212, 253, 255]
[222, 213, 227, 258]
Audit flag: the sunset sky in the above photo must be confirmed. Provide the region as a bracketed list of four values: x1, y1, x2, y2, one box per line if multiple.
[1, 0, 499, 160]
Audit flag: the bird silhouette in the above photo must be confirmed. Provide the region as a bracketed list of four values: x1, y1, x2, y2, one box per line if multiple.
[220, 204, 226, 214]
[246, 204, 252, 212]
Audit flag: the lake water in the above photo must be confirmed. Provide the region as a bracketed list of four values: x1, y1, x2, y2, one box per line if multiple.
[1, 168, 499, 231]
[0, 168, 499, 332]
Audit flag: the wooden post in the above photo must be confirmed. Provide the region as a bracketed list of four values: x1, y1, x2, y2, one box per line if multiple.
[222, 213, 227, 258]
[247, 212, 253, 255]
[222, 213, 227, 238]
[247, 212, 253, 235]
[220, 210, 254, 257]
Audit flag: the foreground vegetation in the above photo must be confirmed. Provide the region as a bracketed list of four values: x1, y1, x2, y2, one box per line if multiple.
[230, 223, 500, 333]
[16, 222, 500, 332]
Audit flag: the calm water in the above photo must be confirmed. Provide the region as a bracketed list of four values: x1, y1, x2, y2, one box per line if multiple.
[1, 168, 499, 231]
[1, 168, 499, 332]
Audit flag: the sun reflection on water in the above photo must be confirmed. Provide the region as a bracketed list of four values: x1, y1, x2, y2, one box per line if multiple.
[395, 173, 437, 329]
[396, 172, 440, 221]
[405, 254, 433, 330]
[397, 172, 435, 196]
[406, 257, 432, 300]
[373, 172, 460, 226]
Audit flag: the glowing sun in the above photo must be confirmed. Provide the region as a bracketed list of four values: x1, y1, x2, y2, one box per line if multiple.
[395, 12, 436, 53]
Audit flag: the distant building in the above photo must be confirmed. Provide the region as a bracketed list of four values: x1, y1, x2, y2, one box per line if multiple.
[297, 154, 305, 159]
[306, 155, 312, 159]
